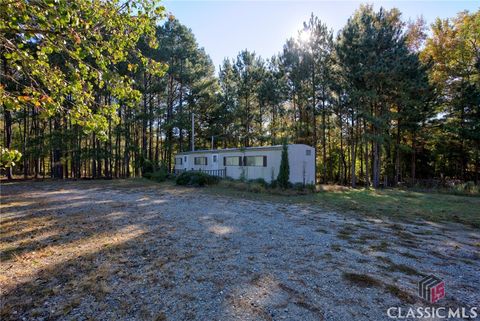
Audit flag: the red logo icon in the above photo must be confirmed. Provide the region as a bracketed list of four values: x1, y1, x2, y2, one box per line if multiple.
[418, 275, 445, 303]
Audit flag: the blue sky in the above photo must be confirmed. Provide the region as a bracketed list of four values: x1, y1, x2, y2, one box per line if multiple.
[163, 1, 479, 71]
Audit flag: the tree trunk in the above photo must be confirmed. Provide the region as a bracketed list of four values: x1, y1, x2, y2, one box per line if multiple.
[142, 71, 148, 169]
[394, 118, 401, 186]
[178, 76, 184, 152]
[23, 107, 28, 178]
[364, 120, 370, 188]
[373, 134, 380, 188]
[4, 108, 13, 180]
[350, 111, 356, 188]
[52, 118, 63, 179]
[322, 101, 327, 184]
[411, 131, 417, 184]
[91, 132, 97, 178]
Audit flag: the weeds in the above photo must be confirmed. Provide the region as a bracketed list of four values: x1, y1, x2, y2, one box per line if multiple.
[370, 241, 389, 252]
[342, 272, 382, 288]
[337, 226, 356, 240]
[385, 284, 416, 304]
[331, 244, 342, 252]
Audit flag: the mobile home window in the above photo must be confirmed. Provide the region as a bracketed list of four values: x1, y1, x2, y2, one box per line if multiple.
[306, 150, 311, 156]
[224, 156, 241, 166]
[175, 157, 183, 165]
[245, 156, 267, 167]
[213, 155, 217, 163]
[194, 157, 207, 165]
[184, 156, 187, 162]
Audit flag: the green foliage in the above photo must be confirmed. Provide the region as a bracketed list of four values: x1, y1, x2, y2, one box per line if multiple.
[142, 172, 153, 179]
[175, 171, 219, 187]
[142, 159, 156, 176]
[462, 181, 479, 194]
[150, 170, 168, 183]
[143, 161, 168, 182]
[292, 182, 305, 191]
[411, 180, 480, 196]
[277, 141, 290, 189]
[421, 11, 480, 181]
[0, 147, 22, 169]
[269, 180, 278, 189]
[1, 0, 167, 139]
[239, 168, 247, 182]
[248, 178, 268, 188]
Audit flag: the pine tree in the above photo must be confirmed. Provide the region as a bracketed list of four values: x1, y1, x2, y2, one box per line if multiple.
[277, 140, 290, 188]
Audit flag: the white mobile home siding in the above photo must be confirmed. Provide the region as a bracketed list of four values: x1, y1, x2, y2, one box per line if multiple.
[174, 144, 315, 185]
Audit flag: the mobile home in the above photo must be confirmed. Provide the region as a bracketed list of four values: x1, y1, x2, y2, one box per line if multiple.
[174, 144, 315, 185]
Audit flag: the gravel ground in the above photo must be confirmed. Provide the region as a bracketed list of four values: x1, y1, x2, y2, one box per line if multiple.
[1, 180, 479, 321]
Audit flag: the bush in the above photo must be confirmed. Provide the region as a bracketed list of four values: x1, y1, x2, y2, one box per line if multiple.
[463, 181, 477, 193]
[409, 179, 479, 196]
[249, 182, 266, 193]
[143, 172, 153, 179]
[176, 171, 191, 185]
[269, 179, 278, 189]
[292, 182, 305, 191]
[143, 162, 168, 182]
[176, 171, 219, 187]
[142, 159, 155, 175]
[248, 178, 268, 188]
[277, 140, 290, 189]
[454, 181, 479, 195]
[151, 170, 168, 182]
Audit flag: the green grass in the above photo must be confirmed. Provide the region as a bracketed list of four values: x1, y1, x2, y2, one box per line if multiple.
[385, 284, 416, 304]
[342, 272, 382, 288]
[205, 182, 480, 227]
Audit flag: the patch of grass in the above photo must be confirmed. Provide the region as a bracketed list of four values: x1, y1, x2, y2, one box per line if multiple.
[205, 184, 480, 227]
[342, 272, 382, 288]
[395, 230, 418, 240]
[337, 226, 356, 240]
[217, 180, 313, 196]
[399, 251, 418, 260]
[384, 262, 423, 276]
[154, 312, 167, 321]
[357, 258, 370, 264]
[385, 284, 416, 304]
[398, 238, 419, 249]
[331, 244, 342, 252]
[413, 229, 434, 236]
[376, 255, 422, 276]
[0, 246, 24, 261]
[321, 253, 333, 260]
[460, 259, 475, 265]
[376, 256, 393, 265]
[370, 241, 389, 252]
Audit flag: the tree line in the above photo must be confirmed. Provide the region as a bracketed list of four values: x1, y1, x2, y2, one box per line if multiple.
[1, 2, 479, 187]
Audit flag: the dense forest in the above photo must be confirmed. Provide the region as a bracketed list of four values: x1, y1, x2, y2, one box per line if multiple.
[1, 1, 479, 187]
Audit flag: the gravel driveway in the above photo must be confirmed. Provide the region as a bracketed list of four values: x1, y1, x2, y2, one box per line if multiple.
[1, 180, 478, 321]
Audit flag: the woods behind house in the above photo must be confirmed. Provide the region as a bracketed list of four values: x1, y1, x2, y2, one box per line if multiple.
[1, 2, 479, 187]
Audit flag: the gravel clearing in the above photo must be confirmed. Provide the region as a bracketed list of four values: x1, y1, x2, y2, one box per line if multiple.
[1, 180, 479, 321]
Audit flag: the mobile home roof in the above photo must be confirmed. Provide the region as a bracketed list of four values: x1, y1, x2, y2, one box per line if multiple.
[176, 144, 310, 155]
